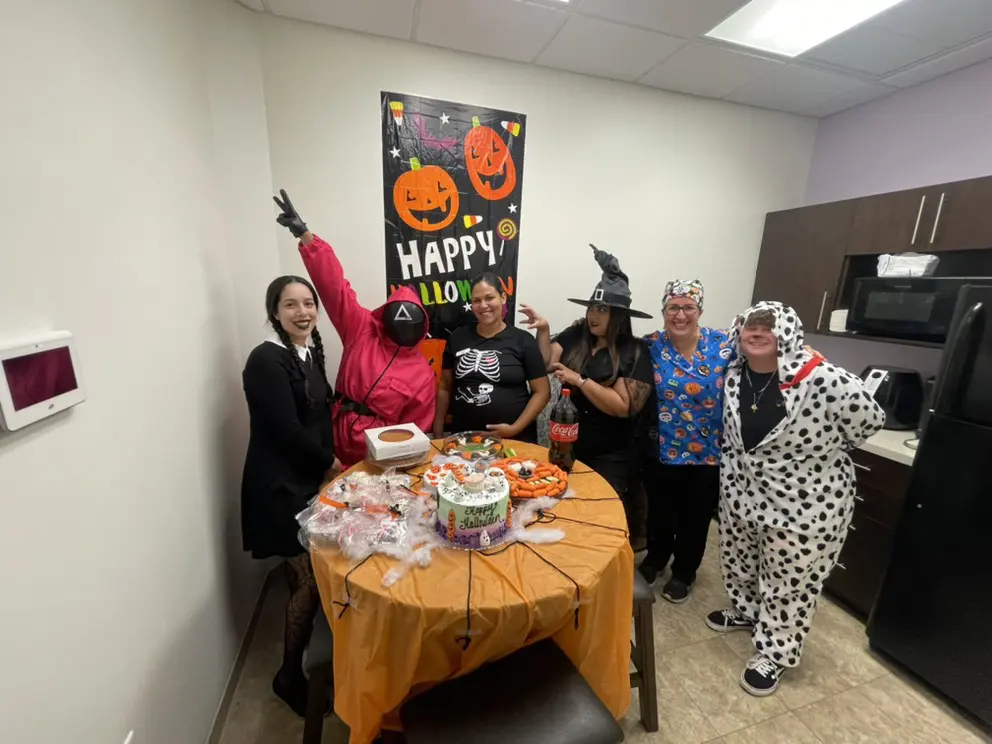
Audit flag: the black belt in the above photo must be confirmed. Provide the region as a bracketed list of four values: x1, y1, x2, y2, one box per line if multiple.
[335, 394, 376, 418]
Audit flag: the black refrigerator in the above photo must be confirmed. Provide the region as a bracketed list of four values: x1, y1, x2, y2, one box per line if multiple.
[868, 283, 992, 727]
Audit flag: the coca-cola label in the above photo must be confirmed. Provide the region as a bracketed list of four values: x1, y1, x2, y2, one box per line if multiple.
[550, 422, 579, 443]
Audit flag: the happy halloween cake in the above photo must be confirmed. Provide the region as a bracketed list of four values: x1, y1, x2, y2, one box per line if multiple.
[435, 467, 511, 549]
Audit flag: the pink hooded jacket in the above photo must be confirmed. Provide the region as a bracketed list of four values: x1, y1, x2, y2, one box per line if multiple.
[299, 235, 436, 467]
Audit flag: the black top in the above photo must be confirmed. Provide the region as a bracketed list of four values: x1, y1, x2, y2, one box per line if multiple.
[739, 365, 786, 453]
[241, 340, 334, 559]
[555, 326, 653, 484]
[443, 324, 546, 441]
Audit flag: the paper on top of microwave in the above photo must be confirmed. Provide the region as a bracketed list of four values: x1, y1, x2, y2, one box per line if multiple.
[877, 253, 939, 278]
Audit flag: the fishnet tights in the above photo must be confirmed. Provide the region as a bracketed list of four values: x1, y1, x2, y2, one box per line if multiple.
[279, 553, 319, 683]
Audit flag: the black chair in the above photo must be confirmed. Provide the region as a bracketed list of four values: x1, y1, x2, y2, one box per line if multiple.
[302, 605, 334, 744]
[630, 572, 659, 732]
[400, 638, 624, 744]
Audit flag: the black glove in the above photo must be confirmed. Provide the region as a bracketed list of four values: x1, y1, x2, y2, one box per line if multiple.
[273, 189, 309, 239]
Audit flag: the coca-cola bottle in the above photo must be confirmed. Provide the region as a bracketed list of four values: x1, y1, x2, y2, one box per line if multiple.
[549, 389, 579, 471]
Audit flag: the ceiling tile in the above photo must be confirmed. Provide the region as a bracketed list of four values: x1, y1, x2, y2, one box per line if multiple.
[537, 15, 685, 82]
[799, 82, 897, 118]
[872, 0, 992, 50]
[805, 24, 943, 76]
[640, 43, 784, 98]
[723, 64, 864, 113]
[264, 0, 416, 39]
[415, 0, 566, 63]
[233, 0, 265, 10]
[881, 34, 992, 87]
[576, 0, 749, 38]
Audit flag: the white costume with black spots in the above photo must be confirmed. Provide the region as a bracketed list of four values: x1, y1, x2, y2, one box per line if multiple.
[719, 302, 885, 667]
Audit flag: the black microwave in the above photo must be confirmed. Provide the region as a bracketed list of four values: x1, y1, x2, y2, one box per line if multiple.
[847, 277, 992, 343]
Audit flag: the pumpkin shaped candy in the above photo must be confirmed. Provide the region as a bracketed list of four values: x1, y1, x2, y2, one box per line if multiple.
[393, 157, 459, 232]
[464, 116, 517, 201]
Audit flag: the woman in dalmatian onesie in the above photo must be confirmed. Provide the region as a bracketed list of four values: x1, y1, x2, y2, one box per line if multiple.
[706, 301, 885, 697]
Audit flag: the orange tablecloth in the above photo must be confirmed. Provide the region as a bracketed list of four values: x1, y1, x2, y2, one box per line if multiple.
[311, 441, 634, 744]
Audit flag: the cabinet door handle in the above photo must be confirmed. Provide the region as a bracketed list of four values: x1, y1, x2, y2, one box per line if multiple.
[910, 194, 926, 244]
[854, 462, 871, 472]
[849, 525, 857, 532]
[930, 191, 946, 244]
[817, 291, 828, 330]
[855, 495, 865, 502]
[836, 562, 847, 571]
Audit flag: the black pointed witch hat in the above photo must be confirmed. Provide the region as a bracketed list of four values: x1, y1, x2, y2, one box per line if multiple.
[567, 244, 653, 319]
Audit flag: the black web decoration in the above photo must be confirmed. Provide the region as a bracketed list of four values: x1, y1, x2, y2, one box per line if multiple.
[455, 550, 476, 650]
[520, 543, 583, 630]
[332, 555, 373, 619]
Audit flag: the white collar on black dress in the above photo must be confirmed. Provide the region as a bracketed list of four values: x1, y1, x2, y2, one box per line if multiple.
[266, 334, 312, 362]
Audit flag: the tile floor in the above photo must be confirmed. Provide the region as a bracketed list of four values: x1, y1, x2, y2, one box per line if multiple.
[217, 528, 991, 744]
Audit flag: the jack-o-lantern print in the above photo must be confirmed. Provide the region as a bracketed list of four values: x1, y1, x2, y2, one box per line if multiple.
[464, 116, 517, 201]
[393, 157, 459, 232]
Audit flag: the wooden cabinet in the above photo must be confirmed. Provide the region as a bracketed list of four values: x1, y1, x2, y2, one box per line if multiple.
[847, 187, 934, 255]
[825, 448, 911, 618]
[751, 200, 854, 332]
[928, 176, 992, 252]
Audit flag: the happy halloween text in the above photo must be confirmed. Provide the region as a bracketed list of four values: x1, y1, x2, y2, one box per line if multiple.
[458, 501, 502, 530]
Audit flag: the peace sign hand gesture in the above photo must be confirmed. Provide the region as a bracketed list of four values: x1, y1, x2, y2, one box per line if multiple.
[273, 189, 309, 239]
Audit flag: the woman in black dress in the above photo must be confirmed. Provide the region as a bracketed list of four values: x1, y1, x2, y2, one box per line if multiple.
[524, 245, 654, 532]
[433, 272, 550, 443]
[241, 275, 335, 716]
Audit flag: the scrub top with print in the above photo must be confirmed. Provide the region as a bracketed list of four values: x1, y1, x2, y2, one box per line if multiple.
[645, 327, 734, 466]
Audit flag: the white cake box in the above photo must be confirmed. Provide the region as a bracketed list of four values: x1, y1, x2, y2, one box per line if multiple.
[364, 423, 431, 465]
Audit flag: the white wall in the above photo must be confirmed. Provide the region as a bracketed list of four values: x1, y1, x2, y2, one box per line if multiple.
[257, 17, 819, 367]
[0, 1, 274, 743]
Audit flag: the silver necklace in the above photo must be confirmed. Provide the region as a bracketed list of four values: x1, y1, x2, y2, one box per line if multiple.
[744, 365, 776, 413]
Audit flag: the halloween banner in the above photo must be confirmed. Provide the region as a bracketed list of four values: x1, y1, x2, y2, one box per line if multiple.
[381, 91, 527, 378]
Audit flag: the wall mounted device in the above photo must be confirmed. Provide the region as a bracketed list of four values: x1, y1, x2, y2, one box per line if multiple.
[0, 331, 85, 431]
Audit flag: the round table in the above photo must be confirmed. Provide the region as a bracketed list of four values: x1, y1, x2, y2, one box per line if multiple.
[311, 441, 634, 744]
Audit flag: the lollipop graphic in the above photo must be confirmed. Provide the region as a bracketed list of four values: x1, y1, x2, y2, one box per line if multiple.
[497, 218, 518, 256]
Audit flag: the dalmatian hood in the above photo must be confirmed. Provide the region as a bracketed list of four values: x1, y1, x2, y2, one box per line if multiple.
[727, 301, 820, 424]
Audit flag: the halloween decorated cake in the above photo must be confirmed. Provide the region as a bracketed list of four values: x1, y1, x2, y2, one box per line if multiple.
[435, 467, 512, 549]
[494, 458, 568, 499]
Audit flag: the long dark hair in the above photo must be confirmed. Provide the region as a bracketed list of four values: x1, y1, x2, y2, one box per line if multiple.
[265, 275, 330, 409]
[565, 308, 635, 386]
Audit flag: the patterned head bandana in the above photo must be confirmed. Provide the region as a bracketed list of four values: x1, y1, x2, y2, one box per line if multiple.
[662, 279, 704, 310]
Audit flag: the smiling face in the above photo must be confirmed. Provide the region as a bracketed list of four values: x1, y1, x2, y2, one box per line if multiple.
[585, 304, 611, 338]
[393, 165, 459, 231]
[274, 282, 318, 345]
[664, 298, 701, 341]
[465, 125, 517, 200]
[470, 280, 506, 327]
[740, 318, 778, 361]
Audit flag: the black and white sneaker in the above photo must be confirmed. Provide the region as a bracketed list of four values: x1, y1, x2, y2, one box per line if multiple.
[740, 654, 785, 696]
[661, 578, 693, 604]
[705, 608, 755, 633]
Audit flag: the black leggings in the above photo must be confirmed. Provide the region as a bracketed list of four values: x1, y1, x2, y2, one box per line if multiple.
[279, 553, 320, 683]
[642, 461, 719, 584]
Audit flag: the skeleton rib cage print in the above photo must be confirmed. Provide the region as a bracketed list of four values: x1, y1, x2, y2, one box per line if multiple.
[455, 348, 501, 382]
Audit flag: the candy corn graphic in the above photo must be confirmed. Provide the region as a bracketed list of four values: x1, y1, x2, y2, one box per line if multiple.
[389, 100, 404, 127]
[501, 120, 521, 137]
[463, 215, 483, 228]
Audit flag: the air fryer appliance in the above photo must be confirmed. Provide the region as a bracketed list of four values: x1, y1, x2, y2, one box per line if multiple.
[916, 375, 936, 439]
[859, 366, 923, 430]
[868, 283, 992, 727]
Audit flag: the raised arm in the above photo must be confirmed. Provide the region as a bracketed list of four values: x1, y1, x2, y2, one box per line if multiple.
[830, 369, 886, 449]
[273, 189, 370, 344]
[519, 304, 552, 367]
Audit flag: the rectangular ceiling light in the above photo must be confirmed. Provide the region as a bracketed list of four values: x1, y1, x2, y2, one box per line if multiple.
[705, 0, 909, 58]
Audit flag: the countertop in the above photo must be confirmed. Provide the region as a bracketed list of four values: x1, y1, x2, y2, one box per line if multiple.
[858, 429, 918, 467]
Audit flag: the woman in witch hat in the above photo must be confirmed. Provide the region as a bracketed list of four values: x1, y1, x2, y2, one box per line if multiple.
[521, 245, 654, 531]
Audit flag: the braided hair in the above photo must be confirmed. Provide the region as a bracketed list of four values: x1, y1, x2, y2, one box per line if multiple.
[265, 275, 331, 409]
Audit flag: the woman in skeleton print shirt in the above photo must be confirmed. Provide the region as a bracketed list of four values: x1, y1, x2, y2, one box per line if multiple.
[433, 273, 550, 443]
[706, 302, 884, 697]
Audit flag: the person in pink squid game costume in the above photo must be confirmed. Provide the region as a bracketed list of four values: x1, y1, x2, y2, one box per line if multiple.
[273, 190, 436, 467]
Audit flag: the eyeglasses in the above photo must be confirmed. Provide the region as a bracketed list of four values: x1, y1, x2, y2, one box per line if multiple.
[664, 305, 699, 317]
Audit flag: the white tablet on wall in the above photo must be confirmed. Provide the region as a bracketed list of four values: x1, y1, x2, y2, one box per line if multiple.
[0, 331, 86, 431]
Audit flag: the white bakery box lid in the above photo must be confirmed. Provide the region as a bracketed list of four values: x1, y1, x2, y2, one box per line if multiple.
[364, 423, 431, 466]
